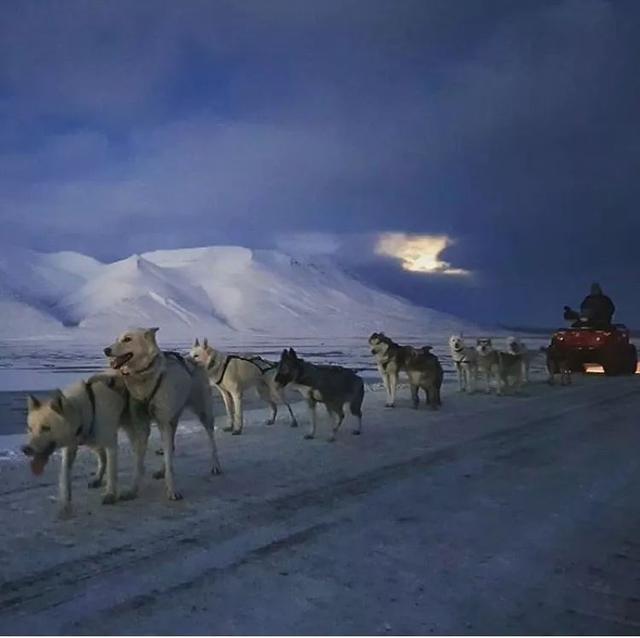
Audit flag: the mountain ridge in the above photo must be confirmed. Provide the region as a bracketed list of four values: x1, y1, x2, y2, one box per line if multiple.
[0, 245, 483, 340]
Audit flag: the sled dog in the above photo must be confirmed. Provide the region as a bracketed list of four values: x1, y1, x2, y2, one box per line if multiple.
[476, 338, 501, 394]
[23, 373, 150, 517]
[496, 350, 525, 393]
[104, 327, 222, 501]
[190, 338, 298, 435]
[449, 335, 478, 393]
[275, 348, 364, 441]
[545, 344, 572, 386]
[506, 336, 530, 384]
[405, 347, 444, 410]
[368, 332, 442, 408]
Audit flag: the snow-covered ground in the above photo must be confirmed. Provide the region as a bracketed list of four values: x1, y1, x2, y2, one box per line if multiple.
[1, 373, 640, 634]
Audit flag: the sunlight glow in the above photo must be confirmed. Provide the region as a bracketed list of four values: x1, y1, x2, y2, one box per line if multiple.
[375, 233, 469, 275]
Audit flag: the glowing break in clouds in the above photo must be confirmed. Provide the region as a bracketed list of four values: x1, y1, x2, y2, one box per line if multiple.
[375, 233, 470, 275]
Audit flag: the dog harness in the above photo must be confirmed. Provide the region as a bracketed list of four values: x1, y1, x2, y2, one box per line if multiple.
[139, 352, 194, 416]
[127, 354, 159, 376]
[164, 351, 195, 377]
[208, 353, 275, 386]
[74, 381, 97, 443]
[76, 376, 132, 444]
[451, 347, 474, 364]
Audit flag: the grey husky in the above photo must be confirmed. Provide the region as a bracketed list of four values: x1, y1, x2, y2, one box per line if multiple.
[275, 348, 364, 442]
[496, 350, 525, 393]
[104, 327, 222, 501]
[23, 372, 150, 517]
[545, 344, 573, 386]
[476, 338, 501, 394]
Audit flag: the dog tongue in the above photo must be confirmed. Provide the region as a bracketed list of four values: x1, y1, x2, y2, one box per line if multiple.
[30, 455, 47, 476]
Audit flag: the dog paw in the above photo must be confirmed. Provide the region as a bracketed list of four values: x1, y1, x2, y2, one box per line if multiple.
[119, 489, 138, 501]
[351, 429, 361, 436]
[231, 429, 242, 436]
[211, 465, 222, 476]
[265, 419, 275, 426]
[87, 478, 103, 489]
[303, 433, 315, 440]
[290, 420, 299, 428]
[167, 491, 183, 501]
[154, 448, 164, 456]
[102, 493, 117, 506]
[385, 403, 395, 408]
[152, 469, 165, 480]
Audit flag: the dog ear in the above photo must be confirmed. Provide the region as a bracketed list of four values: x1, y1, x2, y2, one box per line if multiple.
[203, 337, 208, 348]
[145, 327, 160, 341]
[50, 389, 65, 415]
[27, 394, 41, 411]
[289, 348, 297, 357]
[194, 337, 200, 347]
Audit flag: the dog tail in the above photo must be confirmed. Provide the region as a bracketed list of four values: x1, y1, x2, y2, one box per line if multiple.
[350, 379, 365, 417]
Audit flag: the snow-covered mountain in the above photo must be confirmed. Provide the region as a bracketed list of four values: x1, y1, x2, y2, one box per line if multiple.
[0, 246, 480, 341]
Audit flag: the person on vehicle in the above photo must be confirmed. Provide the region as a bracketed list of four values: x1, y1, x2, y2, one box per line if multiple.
[563, 282, 615, 328]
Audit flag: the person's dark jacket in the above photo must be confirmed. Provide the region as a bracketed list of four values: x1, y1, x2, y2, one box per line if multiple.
[580, 293, 615, 325]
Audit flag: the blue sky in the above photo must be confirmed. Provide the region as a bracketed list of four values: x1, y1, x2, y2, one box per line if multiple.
[1, 0, 639, 326]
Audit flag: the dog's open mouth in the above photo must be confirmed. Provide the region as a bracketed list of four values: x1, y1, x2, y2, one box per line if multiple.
[28, 442, 56, 476]
[110, 352, 133, 370]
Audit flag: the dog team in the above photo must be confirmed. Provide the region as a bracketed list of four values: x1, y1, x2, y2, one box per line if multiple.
[21, 327, 561, 517]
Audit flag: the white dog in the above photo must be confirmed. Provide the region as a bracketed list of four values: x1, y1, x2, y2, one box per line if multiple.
[104, 328, 222, 501]
[449, 335, 478, 393]
[190, 338, 298, 435]
[475, 338, 502, 394]
[23, 373, 150, 517]
[506, 336, 530, 384]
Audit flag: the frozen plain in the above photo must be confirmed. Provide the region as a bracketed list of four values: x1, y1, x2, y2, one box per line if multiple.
[1, 362, 640, 635]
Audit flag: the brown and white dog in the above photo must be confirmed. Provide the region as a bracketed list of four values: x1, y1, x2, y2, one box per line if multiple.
[369, 332, 438, 407]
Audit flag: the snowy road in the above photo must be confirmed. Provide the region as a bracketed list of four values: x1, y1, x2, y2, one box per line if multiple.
[1, 375, 639, 634]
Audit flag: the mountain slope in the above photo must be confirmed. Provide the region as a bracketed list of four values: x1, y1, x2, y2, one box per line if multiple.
[0, 245, 481, 340]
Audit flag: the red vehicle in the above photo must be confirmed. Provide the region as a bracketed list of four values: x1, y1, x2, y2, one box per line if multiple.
[549, 324, 637, 375]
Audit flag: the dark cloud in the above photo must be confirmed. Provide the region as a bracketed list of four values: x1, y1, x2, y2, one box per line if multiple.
[0, 0, 639, 326]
